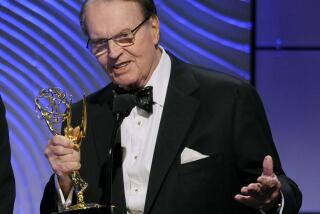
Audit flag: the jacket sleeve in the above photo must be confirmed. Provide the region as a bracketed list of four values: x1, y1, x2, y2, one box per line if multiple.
[232, 83, 302, 214]
[40, 174, 59, 214]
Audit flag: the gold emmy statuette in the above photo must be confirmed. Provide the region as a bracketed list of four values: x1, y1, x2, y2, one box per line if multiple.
[35, 87, 106, 214]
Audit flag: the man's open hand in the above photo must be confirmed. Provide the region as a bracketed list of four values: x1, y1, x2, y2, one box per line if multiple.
[234, 155, 281, 211]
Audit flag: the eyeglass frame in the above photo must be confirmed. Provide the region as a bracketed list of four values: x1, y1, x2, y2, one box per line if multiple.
[86, 16, 151, 56]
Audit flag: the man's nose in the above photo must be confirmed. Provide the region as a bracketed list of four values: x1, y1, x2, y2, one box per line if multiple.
[107, 39, 122, 58]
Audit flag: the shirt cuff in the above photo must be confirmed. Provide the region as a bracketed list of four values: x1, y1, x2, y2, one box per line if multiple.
[259, 191, 284, 214]
[278, 191, 285, 214]
[54, 174, 74, 211]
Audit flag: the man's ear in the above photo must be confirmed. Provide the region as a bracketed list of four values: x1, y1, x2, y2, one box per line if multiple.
[149, 15, 160, 45]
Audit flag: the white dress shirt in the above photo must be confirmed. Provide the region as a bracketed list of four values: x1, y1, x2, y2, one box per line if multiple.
[121, 48, 171, 213]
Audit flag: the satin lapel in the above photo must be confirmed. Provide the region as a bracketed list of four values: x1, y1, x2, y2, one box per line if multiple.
[90, 88, 115, 166]
[144, 57, 199, 214]
[89, 85, 127, 212]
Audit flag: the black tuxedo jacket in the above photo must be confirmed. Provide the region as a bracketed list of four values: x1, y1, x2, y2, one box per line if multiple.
[0, 96, 15, 213]
[41, 55, 302, 214]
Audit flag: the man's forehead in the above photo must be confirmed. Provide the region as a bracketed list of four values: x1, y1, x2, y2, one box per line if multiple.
[85, 0, 144, 38]
[85, 0, 144, 24]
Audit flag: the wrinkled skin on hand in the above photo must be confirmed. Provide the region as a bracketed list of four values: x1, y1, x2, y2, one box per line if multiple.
[234, 155, 281, 211]
[44, 127, 81, 196]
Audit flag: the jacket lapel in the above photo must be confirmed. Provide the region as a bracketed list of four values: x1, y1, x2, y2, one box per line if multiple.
[89, 84, 115, 165]
[89, 84, 127, 212]
[144, 56, 199, 213]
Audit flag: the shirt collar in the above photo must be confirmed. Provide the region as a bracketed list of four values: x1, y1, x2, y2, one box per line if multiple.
[146, 47, 171, 107]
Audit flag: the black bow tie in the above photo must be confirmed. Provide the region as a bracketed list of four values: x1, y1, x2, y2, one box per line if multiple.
[112, 86, 154, 119]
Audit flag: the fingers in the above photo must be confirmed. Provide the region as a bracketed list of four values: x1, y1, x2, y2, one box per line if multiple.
[44, 135, 80, 175]
[234, 192, 279, 210]
[49, 153, 80, 163]
[44, 136, 74, 158]
[235, 156, 281, 210]
[235, 182, 280, 209]
[50, 152, 81, 176]
[48, 153, 81, 175]
[234, 194, 260, 208]
[257, 175, 281, 194]
[51, 135, 75, 149]
[259, 155, 281, 195]
[262, 155, 274, 176]
[236, 176, 281, 209]
[240, 183, 263, 197]
[52, 161, 81, 176]
[47, 144, 74, 156]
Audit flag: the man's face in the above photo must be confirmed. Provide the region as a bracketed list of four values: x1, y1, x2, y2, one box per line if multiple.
[85, 0, 161, 88]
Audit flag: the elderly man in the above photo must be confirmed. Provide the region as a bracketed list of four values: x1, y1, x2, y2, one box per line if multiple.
[41, 0, 302, 213]
[0, 95, 15, 213]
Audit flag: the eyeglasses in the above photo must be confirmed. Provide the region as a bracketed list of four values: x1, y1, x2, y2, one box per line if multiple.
[87, 17, 150, 56]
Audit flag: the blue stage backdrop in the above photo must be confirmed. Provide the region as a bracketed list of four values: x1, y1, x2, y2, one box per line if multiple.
[0, 1, 252, 213]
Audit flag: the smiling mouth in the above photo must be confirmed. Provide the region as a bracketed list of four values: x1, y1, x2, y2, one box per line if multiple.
[113, 61, 130, 69]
